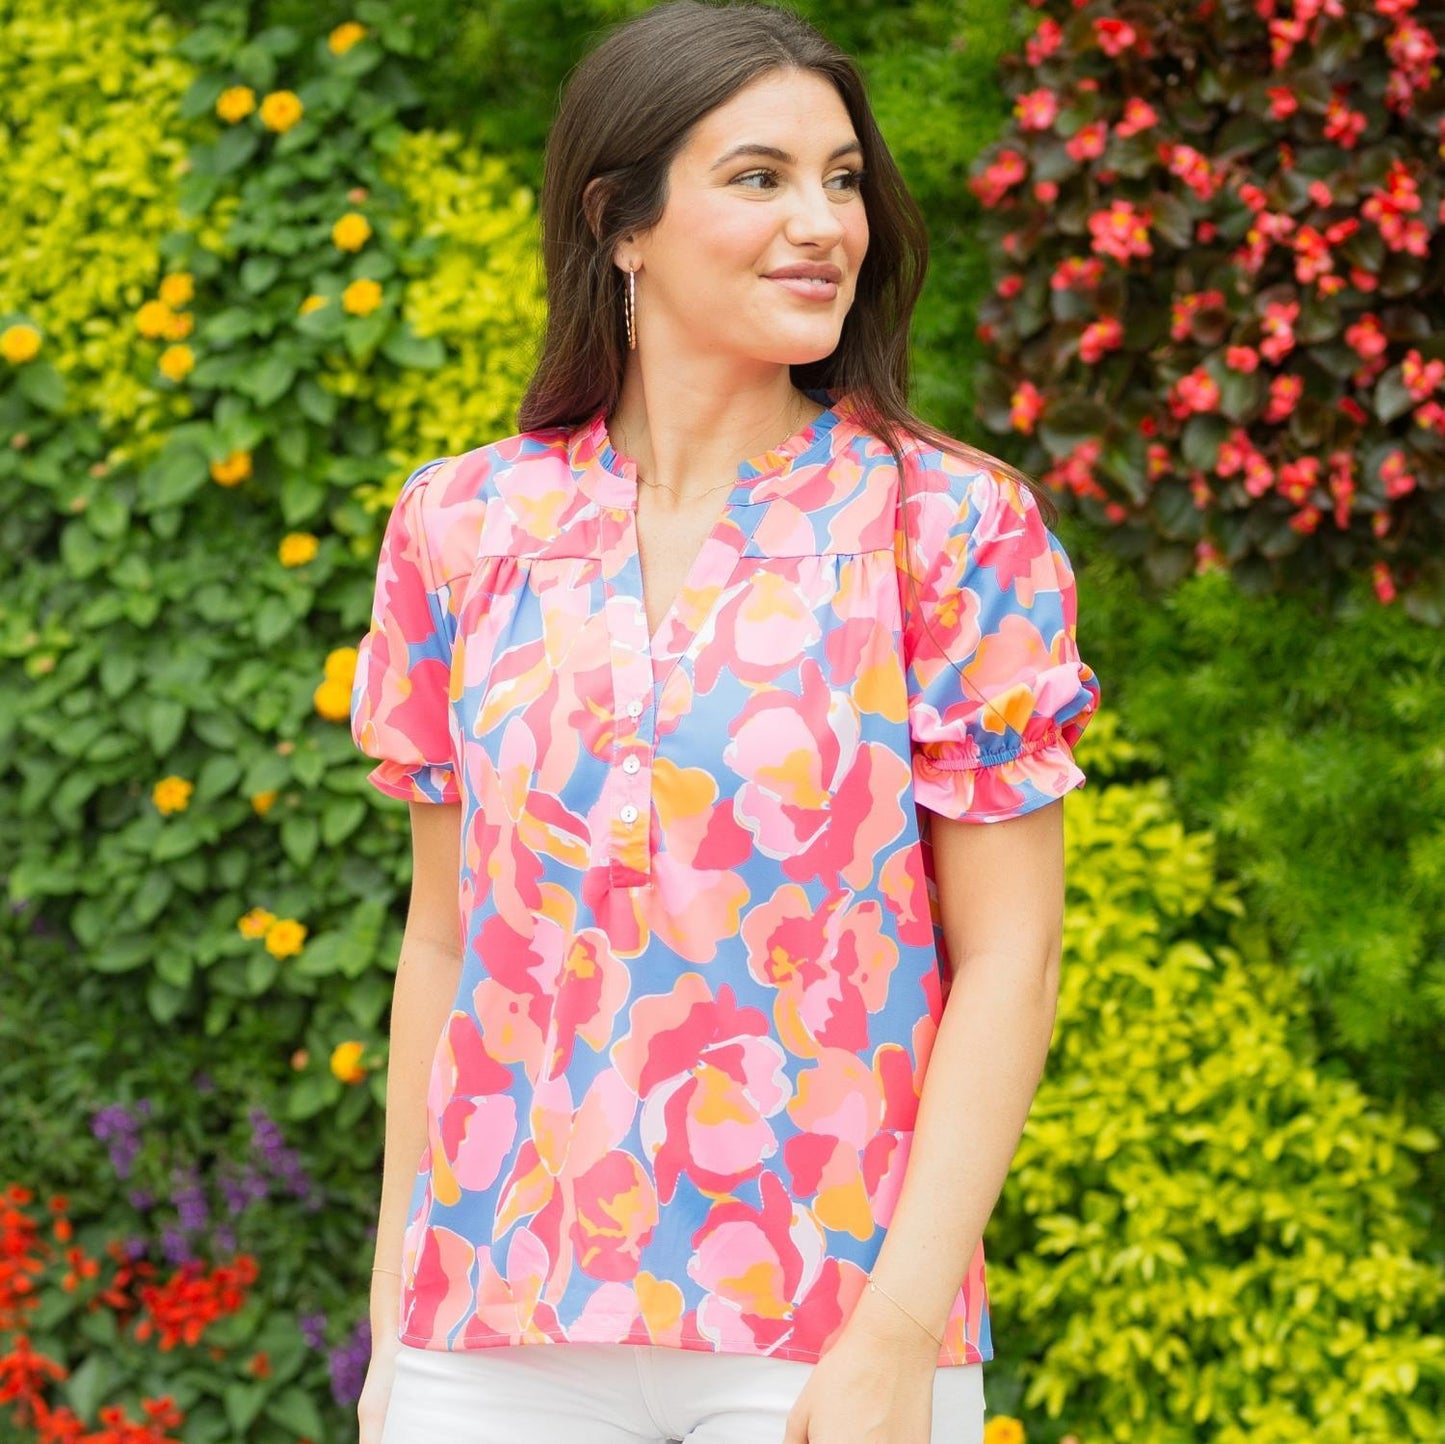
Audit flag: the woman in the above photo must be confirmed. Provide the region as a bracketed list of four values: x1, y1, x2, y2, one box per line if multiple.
[350, 3, 1100, 1441]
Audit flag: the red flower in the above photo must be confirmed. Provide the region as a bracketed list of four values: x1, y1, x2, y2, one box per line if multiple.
[969, 148, 1027, 207]
[1259, 301, 1300, 364]
[1094, 18, 1138, 56]
[1034, 180, 1059, 204]
[1079, 316, 1123, 364]
[1277, 456, 1321, 505]
[1226, 346, 1260, 373]
[1114, 97, 1157, 138]
[997, 273, 1023, 299]
[1009, 381, 1046, 434]
[1169, 369, 1220, 420]
[1089, 200, 1153, 264]
[1323, 92, 1367, 148]
[1066, 120, 1108, 163]
[1345, 314, 1388, 361]
[1025, 17, 1063, 66]
[1167, 143, 1220, 200]
[1372, 561, 1397, 604]
[1264, 374, 1304, 423]
[1170, 289, 1225, 343]
[1267, 87, 1299, 119]
[1379, 449, 1417, 498]
[1402, 349, 1444, 401]
[1015, 88, 1060, 131]
[1050, 257, 1105, 291]
[1307, 180, 1334, 207]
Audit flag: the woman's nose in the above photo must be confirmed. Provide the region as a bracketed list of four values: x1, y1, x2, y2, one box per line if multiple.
[783, 183, 848, 248]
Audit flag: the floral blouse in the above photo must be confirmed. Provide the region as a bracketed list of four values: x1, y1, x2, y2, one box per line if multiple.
[349, 391, 1100, 1366]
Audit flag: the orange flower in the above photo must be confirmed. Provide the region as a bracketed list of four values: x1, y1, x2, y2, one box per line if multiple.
[341, 277, 384, 316]
[328, 21, 369, 55]
[157, 344, 194, 382]
[330, 1041, 367, 1084]
[324, 646, 358, 685]
[152, 776, 193, 816]
[237, 907, 276, 940]
[279, 532, 319, 567]
[216, 86, 256, 123]
[259, 90, 304, 134]
[135, 300, 173, 339]
[983, 1419, 1026, 1444]
[251, 790, 278, 815]
[209, 450, 253, 487]
[331, 212, 372, 252]
[158, 273, 194, 308]
[162, 309, 194, 341]
[264, 918, 307, 959]
[1, 324, 43, 364]
[313, 678, 352, 722]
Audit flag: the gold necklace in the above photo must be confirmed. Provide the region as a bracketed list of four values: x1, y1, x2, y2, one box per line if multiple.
[617, 394, 813, 501]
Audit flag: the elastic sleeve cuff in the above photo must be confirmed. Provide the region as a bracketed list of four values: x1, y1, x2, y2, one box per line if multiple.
[912, 734, 1087, 823]
[366, 760, 462, 805]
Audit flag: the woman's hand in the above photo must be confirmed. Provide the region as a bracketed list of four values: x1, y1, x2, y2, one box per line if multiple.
[357, 1314, 403, 1444]
[781, 1292, 940, 1444]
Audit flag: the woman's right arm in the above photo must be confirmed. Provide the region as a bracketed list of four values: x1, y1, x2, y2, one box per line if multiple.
[358, 798, 465, 1443]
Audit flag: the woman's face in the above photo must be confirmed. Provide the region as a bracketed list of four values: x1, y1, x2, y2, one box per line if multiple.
[626, 68, 870, 373]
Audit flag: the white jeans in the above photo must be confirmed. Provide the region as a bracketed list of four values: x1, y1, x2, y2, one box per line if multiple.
[381, 1340, 985, 1443]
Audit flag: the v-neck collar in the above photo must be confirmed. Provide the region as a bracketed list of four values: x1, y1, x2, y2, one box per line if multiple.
[569, 389, 857, 509]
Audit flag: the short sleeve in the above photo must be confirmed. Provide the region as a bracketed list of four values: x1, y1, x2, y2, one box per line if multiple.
[901, 457, 1101, 824]
[349, 460, 462, 804]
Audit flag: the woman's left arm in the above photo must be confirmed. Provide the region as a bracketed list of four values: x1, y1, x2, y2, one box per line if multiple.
[784, 798, 1066, 1443]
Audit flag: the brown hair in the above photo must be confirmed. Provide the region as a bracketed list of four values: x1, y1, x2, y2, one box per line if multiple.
[516, 0, 1057, 533]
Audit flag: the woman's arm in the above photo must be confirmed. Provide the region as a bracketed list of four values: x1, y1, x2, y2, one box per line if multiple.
[359, 800, 465, 1441]
[784, 798, 1066, 1442]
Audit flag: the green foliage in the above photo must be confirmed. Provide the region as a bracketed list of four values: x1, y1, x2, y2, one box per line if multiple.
[983, 711, 1444, 1442]
[970, 0, 1445, 618]
[1067, 537, 1445, 1183]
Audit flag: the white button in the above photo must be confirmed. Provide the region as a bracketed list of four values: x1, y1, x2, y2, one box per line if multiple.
[625, 700, 644, 718]
[619, 804, 639, 824]
[622, 756, 640, 775]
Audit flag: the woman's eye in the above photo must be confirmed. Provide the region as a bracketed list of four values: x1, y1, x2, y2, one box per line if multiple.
[733, 168, 867, 192]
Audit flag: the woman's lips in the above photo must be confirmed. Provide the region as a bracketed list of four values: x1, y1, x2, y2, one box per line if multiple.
[766, 275, 840, 301]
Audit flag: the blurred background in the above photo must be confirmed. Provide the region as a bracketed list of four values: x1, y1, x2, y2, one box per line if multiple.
[1, 1, 1441, 1439]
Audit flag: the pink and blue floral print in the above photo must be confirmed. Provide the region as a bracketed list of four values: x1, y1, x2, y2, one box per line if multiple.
[350, 391, 1100, 1366]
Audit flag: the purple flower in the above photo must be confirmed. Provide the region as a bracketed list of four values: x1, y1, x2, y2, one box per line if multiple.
[160, 1225, 192, 1266]
[171, 1165, 208, 1234]
[328, 1317, 372, 1408]
[123, 1236, 149, 1261]
[127, 1188, 154, 1211]
[299, 1310, 328, 1349]
[91, 1103, 144, 1179]
[213, 1225, 237, 1254]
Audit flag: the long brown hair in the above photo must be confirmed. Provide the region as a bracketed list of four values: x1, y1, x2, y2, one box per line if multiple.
[516, 0, 1057, 532]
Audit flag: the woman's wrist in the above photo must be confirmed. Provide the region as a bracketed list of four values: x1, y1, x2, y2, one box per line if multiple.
[846, 1285, 944, 1364]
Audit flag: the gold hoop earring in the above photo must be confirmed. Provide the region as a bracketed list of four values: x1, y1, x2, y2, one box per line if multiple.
[625, 265, 637, 351]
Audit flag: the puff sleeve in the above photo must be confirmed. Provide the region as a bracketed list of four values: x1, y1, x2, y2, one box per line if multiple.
[349, 460, 462, 804]
[901, 455, 1101, 823]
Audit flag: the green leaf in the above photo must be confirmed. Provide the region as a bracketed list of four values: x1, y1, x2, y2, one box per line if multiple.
[64, 1355, 116, 1423]
[296, 377, 338, 424]
[59, 519, 106, 579]
[145, 982, 189, 1029]
[223, 1382, 269, 1435]
[241, 353, 298, 407]
[286, 1070, 339, 1120]
[1373, 367, 1415, 424]
[139, 443, 208, 511]
[179, 73, 229, 120]
[154, 945, 194, 988]
[281, 813, 320, 868]
[281, 473, 328, 526]
[152, 818, 202, 862]
[212, 126, 260, 176]
[254, 595, 294, 647]
[241, 255, 283, 295]
[130, 869, 175, 928]
[381, 326, 446, 370]
[16, 362, 67, 413]
[321, 796, 367, 846]
[86, 489, 130, 540]
[91, 935, 151, 974]
[246, 951, 279, 994]
[146, 698, 187, 753]
[197, 754, 244, 801]
[1181, 416, 1227, 471]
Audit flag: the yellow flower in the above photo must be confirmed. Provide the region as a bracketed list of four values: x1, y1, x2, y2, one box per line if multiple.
[159, 273, 195, 308]
[152, 776, 194, 815]
[210, 451, 253, 487]
[158, 344, 194, 382]
[237, 907, 276, 939]
[279, 532, 319, 567]
[298, 294, 329, 315]
[135, 301, 173, 340]
[331, 211, 372, 252]
[341, 277, 384, 316]
[259, 90, 304, 134]
[313, 677, 352, 722]
[162, 310, 194, 341]
[251, 790, 279, 815]
[324, 645, 359, 685]
[265, 917, 308, 959]
[330, 1040, 367, 1084]
[328, 21, 368, 55]
[216, 85, 257, 123]
[983, 1420, 1026, 1444]
[1, 324, 42, 364]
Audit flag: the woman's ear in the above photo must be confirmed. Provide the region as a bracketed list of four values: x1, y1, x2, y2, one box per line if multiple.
[582, 177, 640, 271]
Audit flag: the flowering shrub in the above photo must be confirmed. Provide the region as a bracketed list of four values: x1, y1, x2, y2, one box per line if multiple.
[970, 0, 1445, 620]
[984, 713, 1444, 1441]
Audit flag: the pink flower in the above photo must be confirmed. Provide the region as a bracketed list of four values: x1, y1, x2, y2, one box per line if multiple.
[1277, 456, 1320, 505]
[969, 149, 1028, 206]
[1167, 144, 1220, 201]
[1267, 87, 1299, 119]
[1323, 92, 1367, 148]
[1015, 88, 1060, 131]
[1079, 316, 1124, 364]
[1034, 180, 1059, 203]
[1345, 314, 1388, 360]
[997, 273, 1024, 299]
[1264, 374, 1304, 423]
[1379, 449, 1417, 498]
[1088, 199, 1153, 263]
[1171, 289, 1225, 343]
[1169, 369, 1220, 420]
[1402, 349, 1444, 401]
[1289, 504, 1322, 534]
[1114, 97, 1157, 138]
[1372, 561, 1397, 605]
[1259, 301, 1300, 364]
[1050, 256, 1105, 291]
[1226, 345, 1260, 373]
[1415, 400, 1445, 434]
[1066, 120, 1109, 163]
[1094, 17, 1138, 56]
[1025, 17, 1063, 67]
[1010, 380, 1046, 434]
[1308, 180, 1334, 206]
